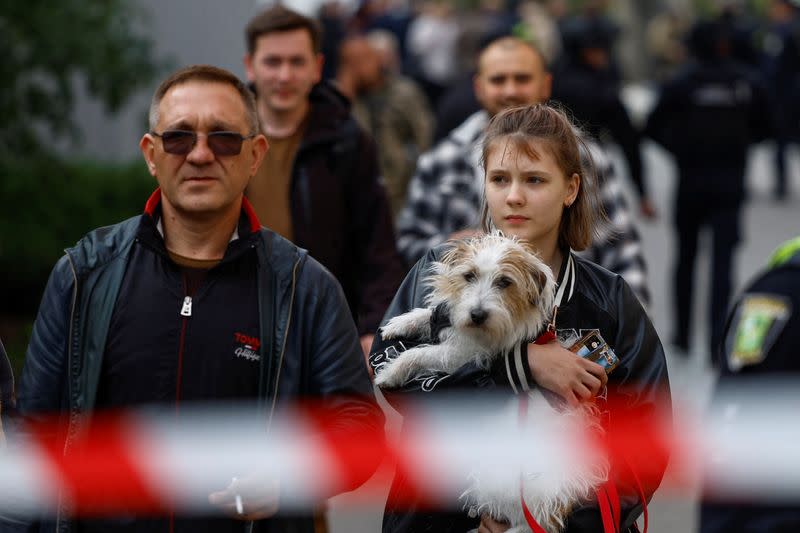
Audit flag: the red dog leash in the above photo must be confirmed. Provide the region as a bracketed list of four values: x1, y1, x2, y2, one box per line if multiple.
[518, 305, 648, 533]
[517, 406, 647, 533]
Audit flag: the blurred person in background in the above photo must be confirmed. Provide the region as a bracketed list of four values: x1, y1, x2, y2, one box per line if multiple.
[717, 0, 763, 68]
[516, 0, 563, 65]
[337, 31, 433, 219]
[552, 15, 657, 219]
[429, 28, 487, 144]
[558, 0, 619, 60]
[433, 0, 563, 143]
[762, 0, 800, 200]
[645, 7, 690, 82]
[244, 5, 404, 361]
[405, 0, 461, 106]
[700, 236, 800, 532]
[364, 0, 415, 66]
[318, 1, 348, 79]
[645, 18, 773, 356]
[395, 35, 651, 306]
[473, 0, 520, 44]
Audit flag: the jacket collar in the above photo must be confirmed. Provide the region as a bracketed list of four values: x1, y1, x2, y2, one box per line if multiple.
[450, 110, 489, 149]
[143, 188, 262, 234]
[139, 188, 262, 261]
[300, 81, 354, 148]
[554, 248, 576, 306]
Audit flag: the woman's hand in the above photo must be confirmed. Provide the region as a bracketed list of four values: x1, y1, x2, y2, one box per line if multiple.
[526, 341, 608, 406]
[478, 514, 511, 532]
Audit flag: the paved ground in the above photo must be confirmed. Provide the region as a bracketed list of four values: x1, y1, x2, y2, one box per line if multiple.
[326, 117, 800, 532]
[612, 137, 800, 533]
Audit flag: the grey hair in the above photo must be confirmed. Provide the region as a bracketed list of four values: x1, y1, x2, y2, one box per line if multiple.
[147, 64, 260, 135]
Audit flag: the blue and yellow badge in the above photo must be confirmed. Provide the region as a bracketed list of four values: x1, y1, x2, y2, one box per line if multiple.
[727, 294, 791, 371]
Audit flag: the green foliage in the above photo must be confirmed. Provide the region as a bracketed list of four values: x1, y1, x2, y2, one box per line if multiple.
[0, 1, 165, 157]
[693, 0, 769, 16]
[0, 157, 155, 313]
[747, 0, 770, 16]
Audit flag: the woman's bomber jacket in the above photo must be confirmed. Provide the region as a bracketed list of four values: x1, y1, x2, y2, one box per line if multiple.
[14, 191, 383, 533]
[369, 243, 671, 533]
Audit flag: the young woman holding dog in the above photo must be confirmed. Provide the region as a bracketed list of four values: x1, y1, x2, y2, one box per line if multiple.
[370, 103, 671, 533]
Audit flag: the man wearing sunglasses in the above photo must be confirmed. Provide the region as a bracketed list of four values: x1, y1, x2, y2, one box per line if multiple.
[10, 65, 383, 533]
[243, 5, 405, 366]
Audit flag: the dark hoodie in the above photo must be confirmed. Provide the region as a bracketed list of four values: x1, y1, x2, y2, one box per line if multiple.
[252, 81, 404, 335]
[644, 19, 772, 198]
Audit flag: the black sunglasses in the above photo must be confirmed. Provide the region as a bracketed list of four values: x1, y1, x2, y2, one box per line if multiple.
[150, 130, 256, 156]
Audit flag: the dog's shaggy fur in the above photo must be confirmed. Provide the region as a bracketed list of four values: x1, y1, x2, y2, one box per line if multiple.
[377, 233, 556, 387]
[376, 233, 608, 532]
[460, 393, 608, 533]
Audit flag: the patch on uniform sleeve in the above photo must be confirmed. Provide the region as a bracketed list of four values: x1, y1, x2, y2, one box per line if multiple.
[726, 294, 792, 372]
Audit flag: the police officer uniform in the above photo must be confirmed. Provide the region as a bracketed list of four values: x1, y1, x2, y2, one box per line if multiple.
[645, 19, 773, 354]
[700, 236, 800, 532]
[764, 0, 800, 199]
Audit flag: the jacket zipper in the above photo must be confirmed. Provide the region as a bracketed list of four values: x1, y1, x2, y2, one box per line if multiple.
[55, 242, 269, 532]
[171, 279, 193, 532]
[176, 290, 191, 413]
[180, 296, 192, 316]
[175, 272, 200, 410]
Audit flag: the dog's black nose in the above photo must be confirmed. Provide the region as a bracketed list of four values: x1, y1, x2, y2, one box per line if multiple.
[470, 309, 488, 325]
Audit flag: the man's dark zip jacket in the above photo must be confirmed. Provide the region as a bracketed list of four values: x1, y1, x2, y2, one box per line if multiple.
[12, 189, 383, 533]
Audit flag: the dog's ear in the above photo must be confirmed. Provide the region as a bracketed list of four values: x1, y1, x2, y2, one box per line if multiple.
[524, 265, 548, 306]
[440, 239, 471, 268]
[519, 247, 554, 308]
[428, 239, 472, 300]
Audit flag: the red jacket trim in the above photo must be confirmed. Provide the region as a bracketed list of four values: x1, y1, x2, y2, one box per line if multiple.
[143, 189, 262, 234]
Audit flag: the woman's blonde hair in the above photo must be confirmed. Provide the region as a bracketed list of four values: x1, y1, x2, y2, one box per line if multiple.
[479, 103, 607, 251]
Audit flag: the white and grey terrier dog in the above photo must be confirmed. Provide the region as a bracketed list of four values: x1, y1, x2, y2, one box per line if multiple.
[376, 232, 608, 533]
[377, 232, 556, 387]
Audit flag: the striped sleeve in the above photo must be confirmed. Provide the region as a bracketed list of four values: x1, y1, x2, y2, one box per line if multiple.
[493, 342, 535, 394]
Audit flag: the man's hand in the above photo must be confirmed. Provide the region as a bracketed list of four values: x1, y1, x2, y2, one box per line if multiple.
[208, 476, 279, 521]
[360, 334, 375, 378]
[479, 514, 511, 532]
[526, 341, 608, 406]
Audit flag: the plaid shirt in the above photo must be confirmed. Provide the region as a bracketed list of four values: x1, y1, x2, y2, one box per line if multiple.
[396, 110, 651, 306]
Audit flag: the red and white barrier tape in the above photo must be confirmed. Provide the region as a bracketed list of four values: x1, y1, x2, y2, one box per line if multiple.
[1, 383, 800, 519]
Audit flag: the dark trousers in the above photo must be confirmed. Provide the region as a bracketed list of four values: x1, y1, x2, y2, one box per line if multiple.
[672, 189, 741, 355]
[772, 92, 799, 199]
[775, 137, 789, 198]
